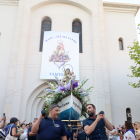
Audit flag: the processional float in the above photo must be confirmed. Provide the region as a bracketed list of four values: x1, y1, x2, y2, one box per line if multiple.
[39, 65, 93, 125]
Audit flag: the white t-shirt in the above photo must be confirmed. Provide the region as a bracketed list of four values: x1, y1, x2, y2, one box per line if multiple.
[109, 129, 116, 135]
[123, 130, 135, 140]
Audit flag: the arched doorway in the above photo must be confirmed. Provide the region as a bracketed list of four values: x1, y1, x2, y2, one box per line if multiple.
[25, 82, 51, 122]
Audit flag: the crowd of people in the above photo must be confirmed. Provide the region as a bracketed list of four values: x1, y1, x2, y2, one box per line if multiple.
[106, 122, 140, 140]
[0, 104, 139, 140]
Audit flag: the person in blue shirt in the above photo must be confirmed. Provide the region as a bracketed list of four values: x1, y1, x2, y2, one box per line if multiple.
[74, 121, 89, 140]
[5, 117, 21, 137]
[67, 124, 77, 140]
[67, 126, 73, 140]
[66, 129, 71, 140]
[28, 118, 38, 140]
[31, 104, 67, 140]
[60, 129, 71, 140]
[83, 104, 113, 140]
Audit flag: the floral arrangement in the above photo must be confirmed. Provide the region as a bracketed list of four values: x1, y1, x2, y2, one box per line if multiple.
[49, 52, 70, 63]
[39, 76, 93, 118]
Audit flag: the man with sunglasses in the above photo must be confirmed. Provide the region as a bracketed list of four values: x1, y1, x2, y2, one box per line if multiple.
[32, 104, 67, 140]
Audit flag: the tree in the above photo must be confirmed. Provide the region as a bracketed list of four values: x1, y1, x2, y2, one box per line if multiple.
[127, 24, 140, 88]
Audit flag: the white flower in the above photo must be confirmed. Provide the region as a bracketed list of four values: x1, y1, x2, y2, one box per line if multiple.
[45, 94, 54, 102]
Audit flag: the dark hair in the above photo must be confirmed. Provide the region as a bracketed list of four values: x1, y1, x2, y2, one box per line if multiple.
[10, 117, 18, 124]
[26, 124, 29, 126]
[34, 118, 38, 121]
[121, 126, 125, 129]
[86, 104, 95, 109]
[125, 121, 133, 130]
[7, 123, 11, 126]
[49, 104, 59, 111]
[113, 126, 115, 129]
[21, 124, 25, 127]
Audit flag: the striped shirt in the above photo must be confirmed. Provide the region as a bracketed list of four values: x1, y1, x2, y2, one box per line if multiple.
[0, 129, 6, 140]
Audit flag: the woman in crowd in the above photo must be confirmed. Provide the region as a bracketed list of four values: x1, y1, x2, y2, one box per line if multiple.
[134, 122, 140, 139]
[5, 117, 21, 138]
[20, 124, 28, 140]
[123, 121, 136, 140]
[21, 124, 26, 132]
[108, 126, 117, 140]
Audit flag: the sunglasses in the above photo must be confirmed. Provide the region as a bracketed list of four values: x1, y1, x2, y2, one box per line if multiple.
[51, 105, 59, 109]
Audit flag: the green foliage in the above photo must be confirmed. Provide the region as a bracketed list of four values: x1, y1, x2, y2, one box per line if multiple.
[138, 24, 140, 34]
[85, 86, 94, 94]
[38, 96, 50, 115]
[81, 100, 89, 118]
[45, 103, 50, 116]
[127, 24, 140, 88]
[39, 78, 93, 118]
[76, 78, 88, 92]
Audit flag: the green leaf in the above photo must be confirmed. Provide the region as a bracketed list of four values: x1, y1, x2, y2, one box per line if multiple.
[127, 24, 140, 89]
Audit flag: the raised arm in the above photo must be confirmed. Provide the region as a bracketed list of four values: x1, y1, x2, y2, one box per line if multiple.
[0, 116, 6, 129]
[74, 129, 79, 138]
[31, 114, 44, 133]
[0, 117, 3, 123]
[110, 130, 116, 135]
[103, 117, 113, 131]
[19, 119, 26, 127]
[28, 126, 37, 137]
[84, 113, 103, 135]
[28, 132, 37, 137]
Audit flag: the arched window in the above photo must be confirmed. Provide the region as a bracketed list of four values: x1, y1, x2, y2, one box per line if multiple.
[72, 19, 82, 53]
[126, 108, 132, 122]
[40, 17, 51, 52]
[119, 38, 123, 50]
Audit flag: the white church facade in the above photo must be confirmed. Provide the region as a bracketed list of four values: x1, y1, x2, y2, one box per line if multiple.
[0, 0, 140, 127]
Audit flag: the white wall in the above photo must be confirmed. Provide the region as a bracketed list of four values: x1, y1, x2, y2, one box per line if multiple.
[19, 3, 95, 122]
[0, 5, 18, 116]
[104, 11, 140, 127]
[1, 0, 139, 125]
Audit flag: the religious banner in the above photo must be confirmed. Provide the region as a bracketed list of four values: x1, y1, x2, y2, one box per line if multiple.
[40, 31, 79, 80]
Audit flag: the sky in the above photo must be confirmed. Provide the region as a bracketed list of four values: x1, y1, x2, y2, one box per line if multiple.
[103, 0, 140, 43]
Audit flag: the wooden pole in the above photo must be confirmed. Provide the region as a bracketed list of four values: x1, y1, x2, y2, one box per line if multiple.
[71, 80, 73, 94]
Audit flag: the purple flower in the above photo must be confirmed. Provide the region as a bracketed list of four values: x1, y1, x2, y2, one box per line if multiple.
[60, 86, 67, 91]
[65, 84, 70, 90]
[73, 81, 78, 88]
[58, 82, 64, 86]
